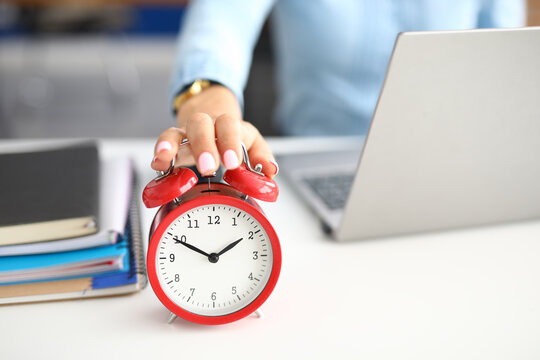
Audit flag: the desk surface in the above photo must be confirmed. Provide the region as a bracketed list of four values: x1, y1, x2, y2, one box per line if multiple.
[1, 138, 539, 360]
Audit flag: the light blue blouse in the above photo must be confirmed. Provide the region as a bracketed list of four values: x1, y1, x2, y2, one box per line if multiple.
[171, 0, 525, 136]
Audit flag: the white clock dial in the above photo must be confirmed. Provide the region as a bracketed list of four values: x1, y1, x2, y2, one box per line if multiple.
[156, 204, 274, 317]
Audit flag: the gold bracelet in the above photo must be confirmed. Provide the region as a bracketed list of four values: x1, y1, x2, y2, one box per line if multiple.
[173, 79, 212, 114]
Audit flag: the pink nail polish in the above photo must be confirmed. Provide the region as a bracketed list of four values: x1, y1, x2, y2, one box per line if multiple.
[198, 152, 216, 174]
[223, 149, 239, 169]
[156, 141, 172, 154]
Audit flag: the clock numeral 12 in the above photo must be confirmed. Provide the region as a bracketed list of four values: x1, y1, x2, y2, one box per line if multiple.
[207, 215, 220, 225]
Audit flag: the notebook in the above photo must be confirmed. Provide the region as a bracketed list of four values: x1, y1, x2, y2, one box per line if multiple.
[0, 155, 133, 256]
[0, 143, 99, 245]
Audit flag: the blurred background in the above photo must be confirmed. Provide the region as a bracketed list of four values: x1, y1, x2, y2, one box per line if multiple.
[1, 0, 539, 139]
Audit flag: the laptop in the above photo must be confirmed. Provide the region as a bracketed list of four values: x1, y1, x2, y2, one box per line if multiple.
[279, 27, 540, 241]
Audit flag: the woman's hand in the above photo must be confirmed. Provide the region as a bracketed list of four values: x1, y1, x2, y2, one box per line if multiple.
[150, 84, 278, 178]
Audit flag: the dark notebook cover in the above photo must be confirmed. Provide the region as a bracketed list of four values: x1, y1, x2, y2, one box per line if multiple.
[0, 143, 99, 235]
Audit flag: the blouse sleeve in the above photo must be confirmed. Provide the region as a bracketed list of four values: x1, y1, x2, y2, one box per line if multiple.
[170, 0, 276, 113]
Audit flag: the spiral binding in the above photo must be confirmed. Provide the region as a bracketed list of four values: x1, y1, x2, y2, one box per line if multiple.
[128, 170, 148, 289]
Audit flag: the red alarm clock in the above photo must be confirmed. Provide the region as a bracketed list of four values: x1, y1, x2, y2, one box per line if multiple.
[142, 145, 281, 325]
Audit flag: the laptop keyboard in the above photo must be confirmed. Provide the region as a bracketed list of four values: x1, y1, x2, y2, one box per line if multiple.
[302, 173, 355, 210]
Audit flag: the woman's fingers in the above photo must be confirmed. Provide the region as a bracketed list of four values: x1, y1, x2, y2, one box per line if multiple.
[151, 127, 185, 171]
[241, 121, 279, 178]
[152, 114, 278, 179]
[248, 136, 279, 179]
[215, 114, 243, 170]
[186, 112, 220, 176]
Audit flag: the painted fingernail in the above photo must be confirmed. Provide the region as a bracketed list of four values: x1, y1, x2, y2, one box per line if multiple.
[198, 152, 216, 174]
[223, 149, 239, 169]
[156, 141, 172, 154]
[269, 159, 279, 176]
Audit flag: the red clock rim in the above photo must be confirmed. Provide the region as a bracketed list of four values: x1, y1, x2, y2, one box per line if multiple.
[147, 194, 282, 325]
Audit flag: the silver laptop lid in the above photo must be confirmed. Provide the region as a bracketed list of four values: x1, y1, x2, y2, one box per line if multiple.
[338, 27, 540, 241]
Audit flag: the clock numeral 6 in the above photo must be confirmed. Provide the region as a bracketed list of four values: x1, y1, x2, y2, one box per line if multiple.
[211, 292, 217, 301]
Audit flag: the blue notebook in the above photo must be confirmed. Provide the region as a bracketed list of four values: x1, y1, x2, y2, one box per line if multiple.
[0, 224, 132, 285]
[90, 218, 141, 290]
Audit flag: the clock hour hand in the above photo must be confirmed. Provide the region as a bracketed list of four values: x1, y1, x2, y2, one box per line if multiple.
[216, 238, 243, 257]
[176, 239, 210, 258]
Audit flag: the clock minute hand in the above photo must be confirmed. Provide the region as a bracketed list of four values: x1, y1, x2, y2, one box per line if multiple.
[176, 240, 210, 258]
[217, 238, 243, 257]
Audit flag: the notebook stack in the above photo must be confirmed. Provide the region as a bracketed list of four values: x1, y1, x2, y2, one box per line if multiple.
[0, 143, 146, 304]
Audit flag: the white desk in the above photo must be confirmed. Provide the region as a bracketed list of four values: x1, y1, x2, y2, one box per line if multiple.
[1, 138, 540, 360]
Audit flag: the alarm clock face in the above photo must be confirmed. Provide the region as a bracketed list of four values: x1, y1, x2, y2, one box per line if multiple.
[151, 200, 277, 321]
